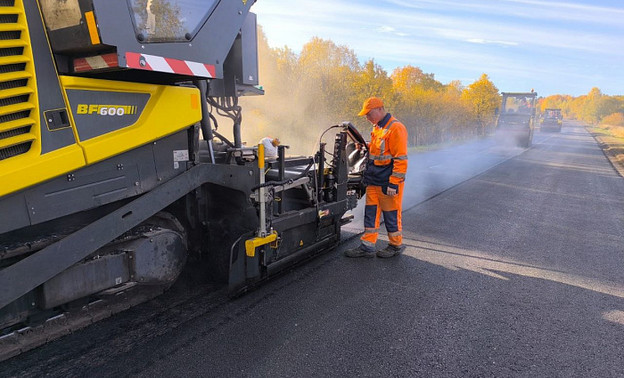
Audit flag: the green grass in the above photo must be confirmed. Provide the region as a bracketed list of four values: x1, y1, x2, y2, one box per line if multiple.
[591, 124, 624, 140]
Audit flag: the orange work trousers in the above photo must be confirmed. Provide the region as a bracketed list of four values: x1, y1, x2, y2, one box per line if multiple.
[360, 182, 404, 250]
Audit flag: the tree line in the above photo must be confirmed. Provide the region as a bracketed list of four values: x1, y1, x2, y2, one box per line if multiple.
[539, 89, 624, 127]
[239, 28, 624, 153]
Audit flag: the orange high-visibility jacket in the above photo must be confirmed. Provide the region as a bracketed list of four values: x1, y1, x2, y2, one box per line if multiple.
[364, 113, 408, 190]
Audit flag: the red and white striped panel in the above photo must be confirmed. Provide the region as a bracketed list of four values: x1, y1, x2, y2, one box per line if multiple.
[74, 53, 119, 72]
[125, 52, 216, 78]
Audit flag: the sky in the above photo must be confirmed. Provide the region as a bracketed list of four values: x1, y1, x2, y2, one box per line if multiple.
[251, 0, 624, 98]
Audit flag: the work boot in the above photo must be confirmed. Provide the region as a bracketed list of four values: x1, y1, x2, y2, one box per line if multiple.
[344, 245, 375, 258]
[376, 244, 404, 258]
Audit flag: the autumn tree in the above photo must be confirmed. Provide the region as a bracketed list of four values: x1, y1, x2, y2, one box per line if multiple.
[601, 112, 624, 127]
[461, 74, 500, 136]
[445, 80, 464, 96]
[353, 59, 393, 96]
[350, 60, 393, 131]
[241, 28, 535, 151]
[441, 81, 473, 140]
[391, 65, 443, 93]
[239, 27, 300, 146]
[296, 38, 361, 123]
[538, 90, 623, 124]
[567, 88, 619, 124]
[242, 35, 367, 152]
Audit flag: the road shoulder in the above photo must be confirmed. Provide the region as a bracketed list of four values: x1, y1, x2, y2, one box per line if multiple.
[586, 125, 624, 177]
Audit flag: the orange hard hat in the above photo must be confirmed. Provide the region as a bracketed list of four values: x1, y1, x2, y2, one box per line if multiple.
[358, 97, 384, 116]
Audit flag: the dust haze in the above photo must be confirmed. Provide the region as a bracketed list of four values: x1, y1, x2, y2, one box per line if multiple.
[237, 92, 352, 157]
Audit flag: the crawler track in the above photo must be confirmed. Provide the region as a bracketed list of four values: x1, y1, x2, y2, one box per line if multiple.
[0, 284, 167, 362]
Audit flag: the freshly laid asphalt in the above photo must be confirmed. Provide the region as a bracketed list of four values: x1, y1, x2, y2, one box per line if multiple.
[3, 121, 624, 377]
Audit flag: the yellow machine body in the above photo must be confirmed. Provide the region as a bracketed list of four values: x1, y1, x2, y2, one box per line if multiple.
[0, 75, 200, 198]
[61, 76, 200, 164]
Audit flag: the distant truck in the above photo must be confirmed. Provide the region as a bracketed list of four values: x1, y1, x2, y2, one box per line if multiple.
[540, 108, 563, 132]
[495, 92, 538, 147]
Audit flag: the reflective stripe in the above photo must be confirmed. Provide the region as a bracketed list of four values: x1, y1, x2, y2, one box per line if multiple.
[378, 120, 398, 158]
[362, 240, 376, 249]
[388, 231, 402, 237]
[369, 155, 406, 161]
[370, 154, 393, 161]
[382, 119, 398, 130]
[364, 228, 379, 234]
[391, 172, 406, 179]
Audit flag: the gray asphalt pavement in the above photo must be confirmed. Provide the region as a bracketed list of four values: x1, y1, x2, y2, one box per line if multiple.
[4, 121, 624, 377]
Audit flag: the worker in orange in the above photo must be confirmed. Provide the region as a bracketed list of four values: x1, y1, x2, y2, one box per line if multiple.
[345, 97, 408, 258]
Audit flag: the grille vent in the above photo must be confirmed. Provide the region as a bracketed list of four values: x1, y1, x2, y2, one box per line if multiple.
[0, 0, 36, 161]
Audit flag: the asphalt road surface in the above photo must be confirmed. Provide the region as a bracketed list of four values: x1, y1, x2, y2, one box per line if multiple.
[3, 121, 624, 377]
